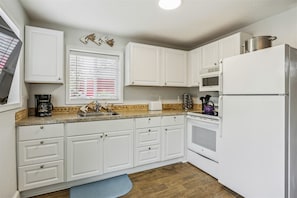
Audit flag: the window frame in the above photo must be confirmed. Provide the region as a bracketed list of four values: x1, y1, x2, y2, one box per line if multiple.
[66, 45, 124, 105]
[0, 6, 22, 113]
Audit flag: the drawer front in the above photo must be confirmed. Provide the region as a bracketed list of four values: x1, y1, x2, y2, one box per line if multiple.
[135, 117, 161, 129]
[18, 160, 64, 191]
[135, 127, 160, 147]
[161, 115, 184, 126]
[66, 119, 133, 136]
[135, 145, 160, 166]
[18, 138, 64, 166]
[18, 124, 64, 141]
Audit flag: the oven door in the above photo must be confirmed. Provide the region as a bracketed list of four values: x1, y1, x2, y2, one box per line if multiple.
[187, 115, 219, 162]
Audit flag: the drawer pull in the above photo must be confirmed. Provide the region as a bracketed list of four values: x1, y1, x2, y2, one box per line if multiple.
[40, 126, 44, 129]
[40, 141, 44, 144]
[40, 165, 44, 169]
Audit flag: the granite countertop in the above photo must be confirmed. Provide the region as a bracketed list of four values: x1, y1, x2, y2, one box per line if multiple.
[16, 110, 198, 126]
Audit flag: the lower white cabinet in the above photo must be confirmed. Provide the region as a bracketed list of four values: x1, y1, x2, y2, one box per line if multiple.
[18, 160, 64, 191]
[103, 130, 133, 173]
[66, 119, 134, 181]
[67, 134, 103, 181]
[161, 116, 185, 160]
[17, 124, 64, 191]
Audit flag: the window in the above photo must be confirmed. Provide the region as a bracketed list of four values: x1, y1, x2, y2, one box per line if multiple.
[66, 47, 123, 104]
[0, 7, 22, 112]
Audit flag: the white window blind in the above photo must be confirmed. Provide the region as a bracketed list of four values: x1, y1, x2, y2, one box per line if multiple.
[68, 50, 122, 102]
[0, 32, 19, 75]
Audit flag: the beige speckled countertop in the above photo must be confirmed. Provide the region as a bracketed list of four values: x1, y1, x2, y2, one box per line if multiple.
[16, 110, 200, 126]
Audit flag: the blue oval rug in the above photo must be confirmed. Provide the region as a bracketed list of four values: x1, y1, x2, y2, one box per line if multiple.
[70, 174, 133, 198]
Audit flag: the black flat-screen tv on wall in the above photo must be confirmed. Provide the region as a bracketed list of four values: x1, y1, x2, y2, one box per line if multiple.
[0, 16, 22, 104]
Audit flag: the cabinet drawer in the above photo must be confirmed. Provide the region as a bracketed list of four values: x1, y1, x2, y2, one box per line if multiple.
[66, 119, 133, 136]
[161, 115, 184, 126]
[135, 117, 161, 128]
[135, 145, 160, 166]
[18, 124, 64, 141]
[18, 160, 64, 191]
[18, 138, 64, 166]
[135, 127, 160, 147]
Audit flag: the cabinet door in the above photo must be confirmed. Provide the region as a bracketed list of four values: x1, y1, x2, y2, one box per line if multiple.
[164, 48, 187, 86]
[135, 145, 161, 166]
[125, 43, 161, 86]
[25, 26, 64, 83]
[201, 41, 219, 71]
[103, 130, 133, 173]
[67, 134, 103, 181]
[162, 125, 184, 160]
[18, 160, 64, 191]
[187, 47, 201, 87]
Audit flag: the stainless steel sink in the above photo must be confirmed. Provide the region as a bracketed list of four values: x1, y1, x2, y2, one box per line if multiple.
[78, 111, 120, 117]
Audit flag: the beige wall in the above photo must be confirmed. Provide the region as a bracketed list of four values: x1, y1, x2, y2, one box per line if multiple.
[0, 0, 28, 198]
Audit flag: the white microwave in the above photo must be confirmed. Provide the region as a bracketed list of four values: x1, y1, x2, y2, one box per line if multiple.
[199, 71, 219, 91]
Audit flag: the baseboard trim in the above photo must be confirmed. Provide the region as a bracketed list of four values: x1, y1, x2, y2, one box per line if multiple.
[12, 191, 20, 198]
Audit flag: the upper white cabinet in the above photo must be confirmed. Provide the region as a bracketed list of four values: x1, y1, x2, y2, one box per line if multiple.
[125, 42, 162, 86]
[187, 47, 201, 87]
[201, 41, 219, 71]
[25, 26, 64, 83]
[201, 32, 251, 74]
[125, 42, 187, 87]
[163, 48, 187, 87]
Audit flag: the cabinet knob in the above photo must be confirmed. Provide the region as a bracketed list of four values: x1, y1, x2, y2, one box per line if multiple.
[105, 134, 108, 137]
[40, 165, 44, 169]
[100, 135, 103, 138]
[148, 118, 151, 121]
[58, 77, 61, 80]
[214, 63, 217, 66]
[40, 126, 44, 129]
[148, 147, 151, 150]
[40, 141, 44, 145]
[132, 81, 134, 85]
[148, 129, 151, 132]
[165, 82, 167, 85]
[165, 128, 168, 131]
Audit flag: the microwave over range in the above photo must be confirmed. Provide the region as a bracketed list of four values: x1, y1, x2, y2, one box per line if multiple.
[199, 71, 220, 92]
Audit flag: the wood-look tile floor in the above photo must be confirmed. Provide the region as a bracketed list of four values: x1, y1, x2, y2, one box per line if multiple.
[32, 163, 242, 198]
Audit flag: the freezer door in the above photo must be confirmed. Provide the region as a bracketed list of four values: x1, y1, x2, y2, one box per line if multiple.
[218, 95, 286, 198]
[222, 45, 288, 95]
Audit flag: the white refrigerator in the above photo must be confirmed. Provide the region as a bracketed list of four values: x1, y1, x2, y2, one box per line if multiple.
[218, 44, 297, 198]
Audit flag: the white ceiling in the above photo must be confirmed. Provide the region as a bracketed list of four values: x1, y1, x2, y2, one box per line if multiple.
[19, 0, 297, 49]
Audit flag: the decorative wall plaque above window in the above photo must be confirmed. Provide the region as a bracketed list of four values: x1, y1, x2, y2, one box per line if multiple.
[80, 33, 114, 47]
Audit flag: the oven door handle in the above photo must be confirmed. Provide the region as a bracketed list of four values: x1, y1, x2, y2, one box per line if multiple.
[187, 116, 219, 124]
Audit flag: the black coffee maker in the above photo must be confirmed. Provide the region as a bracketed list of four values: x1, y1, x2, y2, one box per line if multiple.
[35, 94, 53, 117]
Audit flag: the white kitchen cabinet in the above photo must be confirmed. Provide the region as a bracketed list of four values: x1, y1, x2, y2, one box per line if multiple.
[163, 48, 187, 87]
[17, 124, 64, 191]
[25, 26, 64, 83]
[125, 42, 162, 86]
[161, 116, 184, 161]
[103, 130, 133, 173]
[187, 47, 201, 87]
[134, 117, 161, 166]
[125, 42, 188, 87]
[66, 134, 103, 181]
[66, 119, 134, 181]
[201, 41, 219, 72]
[201, 32, 251, 74]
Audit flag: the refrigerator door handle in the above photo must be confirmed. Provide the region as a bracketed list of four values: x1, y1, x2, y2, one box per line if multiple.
[219, 59, 223, 93]
[218, 96, 223, 137]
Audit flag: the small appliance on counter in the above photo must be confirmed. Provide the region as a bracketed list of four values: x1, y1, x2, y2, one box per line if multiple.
[200, 94, 218, 116]
[182, 93, 193, 111]
[35, 94, 53, 117]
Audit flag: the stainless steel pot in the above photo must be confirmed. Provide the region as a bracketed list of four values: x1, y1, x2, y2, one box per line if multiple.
[245, 36, 277, 52]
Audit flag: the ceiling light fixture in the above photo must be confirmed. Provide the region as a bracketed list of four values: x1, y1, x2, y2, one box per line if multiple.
[159, 0, 182, 10]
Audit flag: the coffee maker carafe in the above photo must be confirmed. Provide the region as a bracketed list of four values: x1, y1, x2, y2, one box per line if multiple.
[35, 94, 53, 117]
